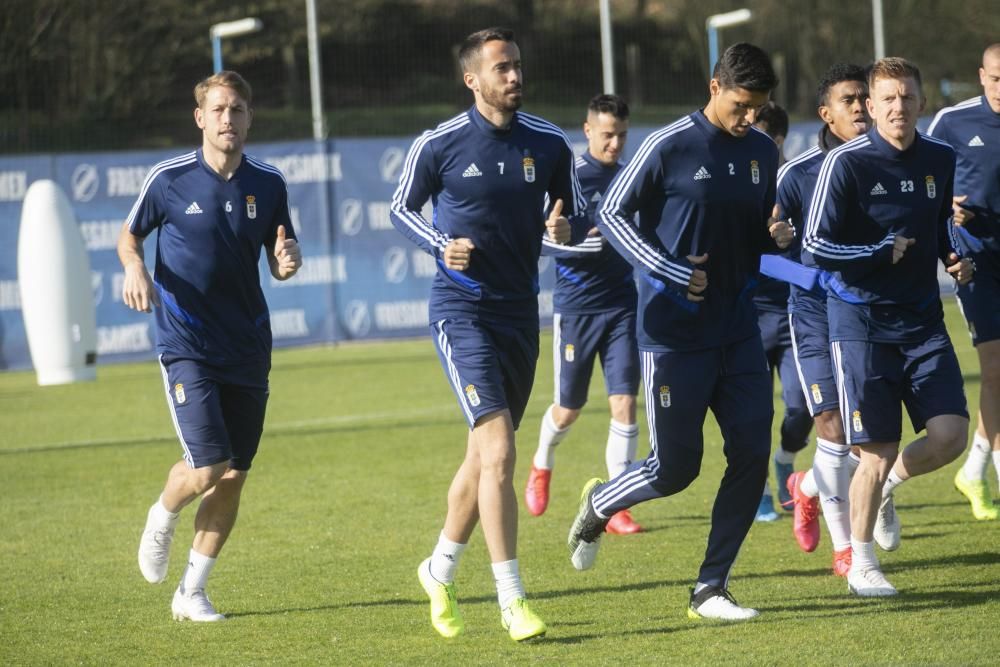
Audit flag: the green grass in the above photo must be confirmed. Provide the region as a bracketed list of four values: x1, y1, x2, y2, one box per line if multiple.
[1, 300, 997, 665]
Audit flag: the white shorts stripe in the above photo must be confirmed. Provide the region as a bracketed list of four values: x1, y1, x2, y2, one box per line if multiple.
[830, 341, 853, 445]
[434, 320, 475, 425]
[787, 313, 817, 418]
[552, 313, 562, 405]
[157, 354, 194, 467]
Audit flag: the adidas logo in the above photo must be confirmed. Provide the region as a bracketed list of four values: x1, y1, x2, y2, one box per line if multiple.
[591, 191, 602, 202]
[185, 201, 203, 215]
[870, 182, 887, 196]
[462, 163, 483, 178]
[693, 166, 711, 180]
[968, 135, 984, 147]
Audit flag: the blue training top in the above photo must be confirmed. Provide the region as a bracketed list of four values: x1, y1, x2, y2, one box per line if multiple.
[127, 148, 294, 365]
[389, 106, 587, 327]
[803, 127, 957, 343]
[542, 151, 637, 315]
[928, 95, 1000, 257]
[596, 109, 780, 352]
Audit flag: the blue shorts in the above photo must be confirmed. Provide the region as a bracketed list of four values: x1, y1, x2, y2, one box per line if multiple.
[553, 308, 639, 410]
[432, 318, 538, 430]
[831, 326, 968, 445]
[641, 335, 773, 461]
[159, 356, 270, 470]
[789, 293, 840, 416]
[956, 249, 1000, 346]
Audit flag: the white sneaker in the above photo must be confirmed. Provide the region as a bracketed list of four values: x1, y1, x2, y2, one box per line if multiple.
[873, 494, 901, 551]
[847, 567, 898, 597]
[171, 587, 225, 622]
[687, 586, 759, 621]
[138, 504, 177, 583]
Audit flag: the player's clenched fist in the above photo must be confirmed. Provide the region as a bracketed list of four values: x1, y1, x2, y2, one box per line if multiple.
[892, 234, 916, 264]
[685, 253, 709, 302]
[767, 204, 794, 249]
[444, 238, 475, 271]
[945, 252, 975, 286]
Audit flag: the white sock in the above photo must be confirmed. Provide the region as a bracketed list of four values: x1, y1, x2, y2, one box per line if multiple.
[429, 532, 466, 584]
[181, 549, 216, 593]
[962, 432, 991, 482]
[813, 439, 852, 551]
[152, 496, 180, 526]
[850, 538, 879, 572]
[492, 559, 526, 610]
[774, 447, 796, 465]
[993, 449, 1000, 485]
[881, 469, 905, 499]
[606, 419, 639, 478]
[800, 468, 819, 498]
[534, 405, 569, 470]
[762, 480, 772, 497]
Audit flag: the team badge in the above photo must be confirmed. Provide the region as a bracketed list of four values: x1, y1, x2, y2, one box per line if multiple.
[852, 410, 863, 433]
[750, 160, 760, 184]
[810, 383, 823, 405]
[465, 384, 481, 407]
[659, 385, 671, 408]
[246, 195, 257, 219]
[174, 383, 186, 405]
[925, 176, 936, 199]
[564, 344, 575, 363]
[522, 157, 535, 183]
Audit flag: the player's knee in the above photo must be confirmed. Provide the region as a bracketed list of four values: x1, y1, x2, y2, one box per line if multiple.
[723, 417, 773, 462]
[814, 410, 845, 442]
[648, 453, 701, 495]
[479, 444, 516, 481]
[929, 417, 969, 464]
[187, 462, 228, 495]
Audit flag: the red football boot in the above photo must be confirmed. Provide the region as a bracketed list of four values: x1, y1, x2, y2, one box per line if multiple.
[787, 471, 820, 552]
[525, 465, 551, 517]
[832, 548, 852, 577]
[605, 510, 642, 535]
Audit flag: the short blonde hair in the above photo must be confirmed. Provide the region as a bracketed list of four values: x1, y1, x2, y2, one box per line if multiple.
[868, 57, 922, 89]
[194, 70, 252, 108]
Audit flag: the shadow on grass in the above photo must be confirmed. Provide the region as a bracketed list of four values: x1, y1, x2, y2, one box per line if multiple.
[885, 550, 1000, 570]
[899, 500, 969, 511]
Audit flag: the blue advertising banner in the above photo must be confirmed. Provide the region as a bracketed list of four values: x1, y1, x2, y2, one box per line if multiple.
[0, 120, 880, 372]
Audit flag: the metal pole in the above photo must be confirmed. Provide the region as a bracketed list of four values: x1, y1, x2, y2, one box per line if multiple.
[872, 0, 886, 59]
[707, 26, 719, 74]
[305, 0, 327, 139]
[212, 36, 223, 73]
[598, 0, 615, 94]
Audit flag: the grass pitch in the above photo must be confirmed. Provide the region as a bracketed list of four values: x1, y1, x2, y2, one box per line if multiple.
[1, 299, 997, 665]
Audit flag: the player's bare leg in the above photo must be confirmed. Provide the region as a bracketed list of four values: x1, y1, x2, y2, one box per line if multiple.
[847, 442, 898, 596]
[171, 467, 246, 622]
[956, 340, 1000, 519]
[139, 460, 228, 584]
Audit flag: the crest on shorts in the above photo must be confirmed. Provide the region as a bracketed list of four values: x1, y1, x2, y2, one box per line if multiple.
[925, 176, 936, 199]
[246, 195, 257, 219]
[852, 409, 863, 433]
[810, 383, 823, 405]
[174, 383, 186, 405]
[659, 385, 671, 408]
[523, 156, 535, 183]
[750, 160, 760, 184]
[564, 344, 575, 363]
[465, 384, 481, 407]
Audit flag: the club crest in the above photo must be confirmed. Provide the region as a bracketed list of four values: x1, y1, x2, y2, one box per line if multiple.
[246, 195, 257, 219]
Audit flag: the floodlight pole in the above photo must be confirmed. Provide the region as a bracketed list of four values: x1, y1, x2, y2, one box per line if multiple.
[706, 9, 753, 73]
[598, 0, 615, 94]
[305, 0, 327, 139]
[872, 0, 886, 59]
[210, 18, 264, 73]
